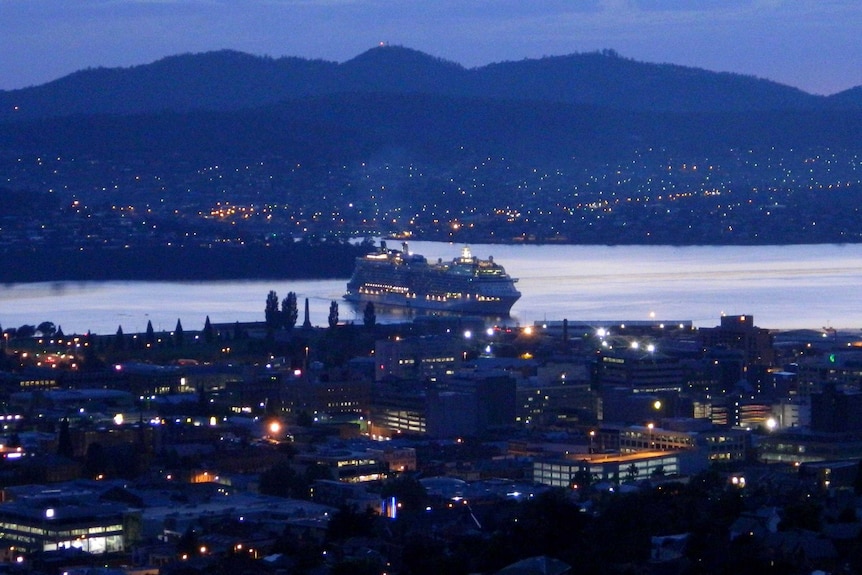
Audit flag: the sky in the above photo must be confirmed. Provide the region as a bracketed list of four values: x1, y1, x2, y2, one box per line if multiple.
[1, 0, 860, 95]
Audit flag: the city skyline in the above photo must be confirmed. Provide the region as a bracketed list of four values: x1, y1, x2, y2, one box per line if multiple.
[1, 1, 861, 95]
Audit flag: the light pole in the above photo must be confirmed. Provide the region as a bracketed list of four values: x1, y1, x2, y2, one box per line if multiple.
[647, 422, 654, 450]
[589, 430, 596, 454]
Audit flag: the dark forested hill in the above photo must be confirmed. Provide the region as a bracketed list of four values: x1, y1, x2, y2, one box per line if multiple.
[2, 46, 861, 253]
[3, 93, 861, 167]
[2, 45, 855, 122]
[0, 242, 371, 282]
[827, 86, 862, 109]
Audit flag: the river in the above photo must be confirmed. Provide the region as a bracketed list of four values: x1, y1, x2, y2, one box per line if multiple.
[1, 242, 861, 335]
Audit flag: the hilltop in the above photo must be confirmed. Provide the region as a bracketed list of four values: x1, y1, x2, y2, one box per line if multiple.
[0, 45, 861, 255]
[3, 45, 861, 122]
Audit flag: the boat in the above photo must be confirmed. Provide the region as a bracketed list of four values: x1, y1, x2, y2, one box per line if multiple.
[344, 242, 521, 315]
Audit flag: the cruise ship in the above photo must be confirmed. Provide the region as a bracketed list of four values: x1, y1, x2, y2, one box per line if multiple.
[344, 242, 521, 315]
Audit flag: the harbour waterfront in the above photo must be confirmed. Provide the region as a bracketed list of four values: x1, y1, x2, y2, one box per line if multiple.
[1, 242, 861, 335]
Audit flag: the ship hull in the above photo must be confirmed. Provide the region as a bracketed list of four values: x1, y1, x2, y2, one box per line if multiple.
[344, 290, 519, 316]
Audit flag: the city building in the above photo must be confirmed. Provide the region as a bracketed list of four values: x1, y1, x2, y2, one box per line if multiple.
[0, 499, 136, 554]
[758, 430, 862, 464]
[533, 450, 705, 488]
[699, 315, 775, 368]
[371, 370, 516, 438]
[810, 384, 862, 433]
[596, 349, 684, 394]
[516, 362, 596, 426]
[374, 335, 464, 381]
[296, 450, 387, 483]
[602, 423, 748, 462]
[280, 372, 372, 418]
[428, 370, 516, 437]
[797, 351, 862, 395]
[365, 445, 417, 473]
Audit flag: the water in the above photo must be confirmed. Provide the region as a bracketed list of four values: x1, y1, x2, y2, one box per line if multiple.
[1, 242, 861, 335]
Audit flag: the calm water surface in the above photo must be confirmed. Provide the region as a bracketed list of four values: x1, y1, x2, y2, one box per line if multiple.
[1, 243, 861, 335]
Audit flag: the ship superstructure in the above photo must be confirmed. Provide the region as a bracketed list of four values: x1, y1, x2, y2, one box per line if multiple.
[344, 242, 520, 315]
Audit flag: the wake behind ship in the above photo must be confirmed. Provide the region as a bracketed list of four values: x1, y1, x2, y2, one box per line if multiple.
[344, 242, 521, 315]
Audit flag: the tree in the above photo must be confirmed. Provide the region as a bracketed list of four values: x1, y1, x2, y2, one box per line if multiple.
[16, 324, 36, 339]
[176, 527, 201, 558]
[626, 463, 640, 482]
[82, 330, 103, 370]
[779, 499, 823, 532]
[57, 417, 73, 458]
[174, 318, 184, 346]
[363, 301, 376, 329]
[84, 442, 107, 478]
[145, 320, 155, 345]
[282, 292, 299, 330]
[296, 410, 314, 427]
[570, 465, 593, 496]
[202, 315, 215, 343]
[259, 462, 304, 498]
[381, 474, 428, 512]
[328, 300, 339, 329]
[56, 325, 64, 338]
[855, 460, 862, 496]
[330, 557, 382, 575]
[326, 506, 378, 542]
[265, 290, 281, 329]
[305, 463, 334, 485]
[114, 325, 126, 350]
[36, 321, 56, 337]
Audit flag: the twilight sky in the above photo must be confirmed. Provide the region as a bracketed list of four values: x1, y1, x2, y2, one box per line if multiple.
[1, 0, 860, 95]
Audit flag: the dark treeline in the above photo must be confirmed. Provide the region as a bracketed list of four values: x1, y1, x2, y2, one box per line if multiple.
[3, 46, 861, 124]
[0, 241, 371, 282]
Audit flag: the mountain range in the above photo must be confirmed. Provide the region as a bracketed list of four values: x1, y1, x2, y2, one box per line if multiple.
[1, 46, 861, 169]
[1, 46, 861, 250]
[2, 45, 861, 123]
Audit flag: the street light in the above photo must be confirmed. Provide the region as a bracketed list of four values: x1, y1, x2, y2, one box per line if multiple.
[647, 422, 654, 450]
[589, 430, 596, 454]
